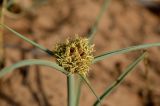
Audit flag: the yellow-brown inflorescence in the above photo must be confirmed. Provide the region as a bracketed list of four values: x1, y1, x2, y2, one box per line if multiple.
[54, 35, 94, 76]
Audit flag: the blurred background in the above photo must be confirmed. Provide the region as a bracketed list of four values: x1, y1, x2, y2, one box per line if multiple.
[0, 0, 160, 106]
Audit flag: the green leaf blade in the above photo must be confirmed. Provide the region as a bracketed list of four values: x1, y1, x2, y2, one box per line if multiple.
[88, 0, 111, 43]
[79, 74, 102, 105]
[0, 59, 68, 77]
[94, 52, 146, 106]
[0, 24, 54, 56]
[94, 43, 160, 63]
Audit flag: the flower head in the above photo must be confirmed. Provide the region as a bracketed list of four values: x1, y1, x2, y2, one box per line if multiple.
[54, 35, 94, 76]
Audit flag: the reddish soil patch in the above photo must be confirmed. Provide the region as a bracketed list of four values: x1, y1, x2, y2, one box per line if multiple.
[0, 0, 160, 106]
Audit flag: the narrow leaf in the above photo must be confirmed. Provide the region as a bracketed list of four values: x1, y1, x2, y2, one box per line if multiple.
[79, 74, 102, 105]
[94, 43, 160, 63]
[0, 59, 68, 77]
[88, 0, 111, 42]
[94, 52, 146, 106]
[0, 24, 54, 56]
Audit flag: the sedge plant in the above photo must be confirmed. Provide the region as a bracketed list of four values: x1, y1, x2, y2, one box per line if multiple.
[0, 0, 160, 106]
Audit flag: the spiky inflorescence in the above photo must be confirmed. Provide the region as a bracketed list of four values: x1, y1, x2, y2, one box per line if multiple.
[54, 35, 94, 76]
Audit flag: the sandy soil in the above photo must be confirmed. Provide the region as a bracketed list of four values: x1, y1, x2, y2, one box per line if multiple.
[0, 0, 160, 106]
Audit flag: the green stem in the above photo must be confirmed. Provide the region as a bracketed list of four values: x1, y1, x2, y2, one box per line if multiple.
[67, 74, 75, 106]
[75, 76, 83, 106]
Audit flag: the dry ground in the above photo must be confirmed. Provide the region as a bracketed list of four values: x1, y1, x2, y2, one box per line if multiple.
[0, 0, 160, 106]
